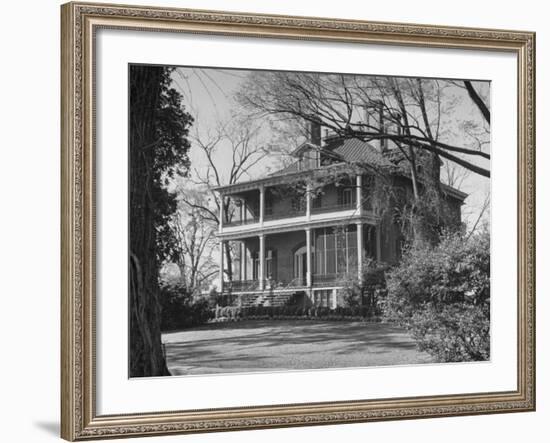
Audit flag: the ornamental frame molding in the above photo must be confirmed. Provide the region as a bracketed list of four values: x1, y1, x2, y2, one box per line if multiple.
[61, 2, 536, 440]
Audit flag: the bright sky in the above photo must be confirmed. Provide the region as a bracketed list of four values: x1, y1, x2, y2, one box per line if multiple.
[170, 66, 491, 230]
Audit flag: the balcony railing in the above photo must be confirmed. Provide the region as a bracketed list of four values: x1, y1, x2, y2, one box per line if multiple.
[222, 202, 364, 228]
[264, 208, 306, 221]
[224, 216, 260, 228]
[311, 201, 356, 215]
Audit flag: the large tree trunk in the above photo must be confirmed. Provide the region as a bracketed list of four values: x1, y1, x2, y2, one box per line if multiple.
[129, 65, 170, 377]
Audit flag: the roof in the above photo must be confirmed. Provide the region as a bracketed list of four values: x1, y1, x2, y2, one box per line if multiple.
[441, 183, 468, 202]
[211, 162, 354, 195]
[273, 138, 393, 177]
[213, 136, 467, 202]
[331, 138, 395, 169]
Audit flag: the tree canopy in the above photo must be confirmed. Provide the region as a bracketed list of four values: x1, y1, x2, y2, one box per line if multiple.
[129, 65, 194, 377]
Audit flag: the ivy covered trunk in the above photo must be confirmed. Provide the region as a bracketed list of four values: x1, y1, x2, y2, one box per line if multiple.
[129, 66, 169, 377]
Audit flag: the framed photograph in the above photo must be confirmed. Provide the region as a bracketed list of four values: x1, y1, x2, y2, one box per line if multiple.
[61, 1, 536, 440]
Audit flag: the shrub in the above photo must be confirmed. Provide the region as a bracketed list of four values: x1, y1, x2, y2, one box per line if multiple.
[384, 228, 490, 362]
[159, 283, 213, 331]
[341, 258, 388, 317]
[410, 302, 490, 362]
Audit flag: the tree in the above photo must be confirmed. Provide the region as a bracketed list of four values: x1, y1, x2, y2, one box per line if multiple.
[167, 200, 217, 295]
[129, 65, 193, 377]
[237, 72, 490, 177]
[177, 117, 270, 284]
[237, 72, 490, 242]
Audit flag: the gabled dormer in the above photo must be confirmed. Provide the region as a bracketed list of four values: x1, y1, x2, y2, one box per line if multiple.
[289, 121, 344, 171]
[290, 142, 344, 171]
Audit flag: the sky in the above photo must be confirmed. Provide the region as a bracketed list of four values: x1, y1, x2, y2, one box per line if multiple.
[169, 66, 491, 231]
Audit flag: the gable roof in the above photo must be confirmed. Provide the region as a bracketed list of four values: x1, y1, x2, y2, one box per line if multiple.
[331, 138, 395, 169]
[273, 138, 394, 177]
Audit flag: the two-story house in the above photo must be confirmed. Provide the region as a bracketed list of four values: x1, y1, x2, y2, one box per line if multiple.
[213, 120, 467, 309]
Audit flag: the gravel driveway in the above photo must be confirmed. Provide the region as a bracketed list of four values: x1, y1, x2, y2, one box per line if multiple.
[162, 320, 433, 376]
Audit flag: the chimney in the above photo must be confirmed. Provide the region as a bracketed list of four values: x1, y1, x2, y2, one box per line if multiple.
[378, 103, 387, 153]
[309, 120, 321, 146]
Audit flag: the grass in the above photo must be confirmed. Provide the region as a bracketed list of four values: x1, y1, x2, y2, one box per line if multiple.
[162, 320, 433, 376]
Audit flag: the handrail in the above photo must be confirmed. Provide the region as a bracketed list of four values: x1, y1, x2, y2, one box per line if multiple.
[224, 217, 260, 227]
[311, 202, 356, 214]
[264, 209, 306, 221]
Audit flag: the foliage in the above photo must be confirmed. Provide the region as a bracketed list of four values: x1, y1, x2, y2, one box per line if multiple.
[129, 65, 194, 376]
[160, 282, 214, 331]
[237, 71, 491, 178]
[342, 258, 388, 312]
[384, 228, 490, 362]
[212, 304, 380, 323]
[409, 302, 490, 362]
[136, 67, 195, 262]
[165, 204, 217, 295]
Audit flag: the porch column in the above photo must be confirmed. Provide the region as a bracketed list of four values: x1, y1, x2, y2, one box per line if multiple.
[306, 183, 312, 221]
[219, 240, 225, 293]
[306, 228, 312, 287]
[240, 241, 247, 281]
[376, 224, 382, 262]
[259, 234, 265, 290]
[259, 185, 265, 226]
[356, 174, 363, 215]
[356, 222, 363, 279]
[218, 195, 224, 233]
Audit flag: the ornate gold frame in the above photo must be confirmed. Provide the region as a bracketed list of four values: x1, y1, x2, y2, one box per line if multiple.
[61, 2, 536, 440]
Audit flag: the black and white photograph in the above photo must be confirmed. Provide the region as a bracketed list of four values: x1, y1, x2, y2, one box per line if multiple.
[129, 65, 491, 378]
[2, 0, 544, 441]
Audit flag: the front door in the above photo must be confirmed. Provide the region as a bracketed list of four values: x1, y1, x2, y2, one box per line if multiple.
[294, 245, 313, 286]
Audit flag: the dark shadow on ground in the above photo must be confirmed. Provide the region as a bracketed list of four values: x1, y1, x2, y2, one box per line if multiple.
[163, 320, 433, 375]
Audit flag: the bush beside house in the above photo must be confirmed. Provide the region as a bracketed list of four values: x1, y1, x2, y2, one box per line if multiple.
[159, 283, 214, 331]
[212, 304, 380, 322]
[384, 228, 490, 362]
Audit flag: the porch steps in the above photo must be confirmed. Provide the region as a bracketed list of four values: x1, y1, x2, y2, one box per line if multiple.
[237, 291, 295, 308]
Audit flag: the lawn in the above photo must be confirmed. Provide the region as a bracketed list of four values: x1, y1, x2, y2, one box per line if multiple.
[162, 320, 433, 376]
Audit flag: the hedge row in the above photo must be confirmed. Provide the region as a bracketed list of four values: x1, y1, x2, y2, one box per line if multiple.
[212, 305, 379, 322]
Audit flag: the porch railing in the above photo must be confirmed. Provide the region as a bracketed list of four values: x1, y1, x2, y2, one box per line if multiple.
[226, 274, 348, 292]
[224, 216, 260, 228]
[311, 202, 356, 215]
[312, 273, 349, 286]
[264, 208, 306, 221]
[227, 279, 263, 292]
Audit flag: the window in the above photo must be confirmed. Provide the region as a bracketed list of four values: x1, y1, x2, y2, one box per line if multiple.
[265, 249, 277, 280]
[312, 194, 322, 209]
[265, 197, 273, 216]
[313, 226, 358, 276]
[252, 252, 259, 280]
[314, 230, 325, 275]
[338, 187, 354, 207]
[305, 149, 320, 170]
[291, 195, 306, 213]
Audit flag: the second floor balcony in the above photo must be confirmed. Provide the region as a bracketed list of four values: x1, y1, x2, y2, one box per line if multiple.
[217, 173, 375, 233]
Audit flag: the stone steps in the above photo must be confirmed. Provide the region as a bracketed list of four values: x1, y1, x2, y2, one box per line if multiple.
[236, 291, 295, 307]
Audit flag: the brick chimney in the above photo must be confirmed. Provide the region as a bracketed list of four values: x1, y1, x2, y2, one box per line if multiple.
[309, 120, 322, 146]
[378, 103, 387, 153]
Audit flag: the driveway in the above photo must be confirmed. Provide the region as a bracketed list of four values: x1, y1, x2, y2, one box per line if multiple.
[162, 320, 433, 376]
